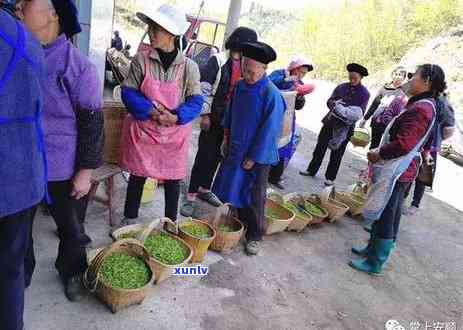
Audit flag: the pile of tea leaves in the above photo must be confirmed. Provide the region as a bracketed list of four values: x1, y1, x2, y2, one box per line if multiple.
[100, 253, 150, 289]
[144, 233, 188, 265]
[181, 223, 211, 239]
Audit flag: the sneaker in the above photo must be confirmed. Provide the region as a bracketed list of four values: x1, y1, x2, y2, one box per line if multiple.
[324, 180, 334, 186]
[180, 200, 196, 217]
[403, 206, 419, 216]
[64, 275, 86, 302]
[245, 241, 260, 255]
[197, 191, 222, 207]
[299, 170, 315, 177]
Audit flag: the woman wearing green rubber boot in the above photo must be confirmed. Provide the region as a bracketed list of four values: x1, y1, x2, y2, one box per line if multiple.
[349, 64, 446, 275]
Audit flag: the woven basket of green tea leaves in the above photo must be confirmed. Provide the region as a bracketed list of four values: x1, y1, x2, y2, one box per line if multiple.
[84, 239, 154, 313]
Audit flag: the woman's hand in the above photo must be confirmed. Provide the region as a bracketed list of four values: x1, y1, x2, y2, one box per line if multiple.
[200, 115, 211, 131]
[424, 153, 434, 166]
[367, 150, 381, 164]
[158, 112, 178, 126]
[71, 169, 93, 200]
[157, 105, 178, 127]
[242, 159, 255, 170]
[150, 109, 160, 122]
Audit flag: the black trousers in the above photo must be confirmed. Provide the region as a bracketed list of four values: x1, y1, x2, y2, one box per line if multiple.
[306, 124, 350, 181]
[188, 124, 224, 193]
[124, 175, 181, 221]
[372, 181, 409, 240]
[27, 181, 90, 280]
[237, 165, 270, 241]
[0, 206, 36, 330]
[370, 123, 386, 150]
[268, 159, 285, 184]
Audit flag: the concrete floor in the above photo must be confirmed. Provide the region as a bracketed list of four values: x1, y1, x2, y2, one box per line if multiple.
[24, 81, 463, 329]
[24, 120, 463, 330]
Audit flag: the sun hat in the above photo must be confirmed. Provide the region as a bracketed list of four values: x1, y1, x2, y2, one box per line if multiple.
[288, 56, 314, 72]
[136, 4, 189, 36]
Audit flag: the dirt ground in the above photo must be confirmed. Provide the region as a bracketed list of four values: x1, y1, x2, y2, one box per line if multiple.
[25, 82, 463, 330]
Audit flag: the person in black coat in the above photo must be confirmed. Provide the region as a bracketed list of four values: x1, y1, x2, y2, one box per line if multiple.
[180, 27, 258, 217]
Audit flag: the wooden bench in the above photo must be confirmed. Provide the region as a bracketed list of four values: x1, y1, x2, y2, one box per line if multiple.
[88, 163, 122, 227]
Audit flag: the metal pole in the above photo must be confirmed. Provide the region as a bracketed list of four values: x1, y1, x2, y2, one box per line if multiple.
[222, 0, 243, 50]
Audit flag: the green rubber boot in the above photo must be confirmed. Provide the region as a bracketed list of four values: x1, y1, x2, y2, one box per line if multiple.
[363, 222, 372, 233]
[348, 239, 394, 276]
[351, 231, 374, 257]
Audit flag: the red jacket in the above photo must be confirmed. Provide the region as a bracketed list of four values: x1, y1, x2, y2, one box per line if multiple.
[379, 93, 435, 182]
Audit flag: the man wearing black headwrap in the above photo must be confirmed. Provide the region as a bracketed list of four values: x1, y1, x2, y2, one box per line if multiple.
[180, 27, 258, 217]
[300, 63, 370, 186]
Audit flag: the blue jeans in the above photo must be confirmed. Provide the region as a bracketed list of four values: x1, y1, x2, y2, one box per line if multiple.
[373, 182, 410, 240]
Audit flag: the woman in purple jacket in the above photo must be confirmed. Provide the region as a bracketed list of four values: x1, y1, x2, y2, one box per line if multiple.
[19, 0, 104, 301]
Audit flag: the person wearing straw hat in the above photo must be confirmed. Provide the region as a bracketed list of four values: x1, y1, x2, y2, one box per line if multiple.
[180, 26, 258, 217]
[300, 63, 370, 186]
[120, 5, 203, 224]
[0, 2, 47, 328]
[212, 41, 285, 256]
[268, 56, 315, 189]
[19, 0, 104, 301]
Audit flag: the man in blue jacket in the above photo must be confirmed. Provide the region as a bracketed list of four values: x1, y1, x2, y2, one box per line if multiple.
[0, 1, 46, 329]
[212, 41, 285, 256]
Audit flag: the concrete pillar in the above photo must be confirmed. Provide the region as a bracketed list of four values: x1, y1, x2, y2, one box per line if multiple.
[223, 0, 243, 50]
[74, 0, 114, 93]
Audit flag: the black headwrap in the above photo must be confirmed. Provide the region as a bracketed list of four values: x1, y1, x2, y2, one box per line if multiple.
[51, 0, 81, 39]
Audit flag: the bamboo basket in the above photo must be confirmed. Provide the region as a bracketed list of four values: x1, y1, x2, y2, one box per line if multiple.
[111, 223, 146, 241]
[350, 128, 371, 148]
[282, 193, 313, 232]
[264, 195, 295, 235]
[319, 187, 350, 223]
[83, 239, 155, 313]
[103, 101, 127, 164]
[303, 195, 329, 225]
[334, 192, 366, 216]
[178, 219, 216, 263]
[138, 218, 193, 284]
[209, 204, 244, 254]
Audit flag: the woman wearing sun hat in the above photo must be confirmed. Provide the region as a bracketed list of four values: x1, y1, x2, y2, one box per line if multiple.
[120, 4, 203, 225]
[268, 56, 315, 189]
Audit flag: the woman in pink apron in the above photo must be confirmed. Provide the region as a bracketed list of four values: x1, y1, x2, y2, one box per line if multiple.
[119, 5, 203, 225]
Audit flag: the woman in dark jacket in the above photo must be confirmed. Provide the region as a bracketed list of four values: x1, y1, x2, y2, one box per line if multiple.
[350, 64, 447, 275]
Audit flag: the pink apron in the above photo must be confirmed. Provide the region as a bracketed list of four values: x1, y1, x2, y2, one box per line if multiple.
[120, 51, 192, 180]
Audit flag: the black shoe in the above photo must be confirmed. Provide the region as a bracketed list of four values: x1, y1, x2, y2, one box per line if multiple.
[299, 170, 315, 177]
[197, 191, 222, 207]
[270, 182, 285, 190]
[64, 275, 86, 302]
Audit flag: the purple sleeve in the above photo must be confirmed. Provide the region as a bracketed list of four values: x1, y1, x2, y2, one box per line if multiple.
[72, 64, 103, 112]
[359, 89, 370, 113]
[380, 95, 406, 125]
[327, 84, 343, 110]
